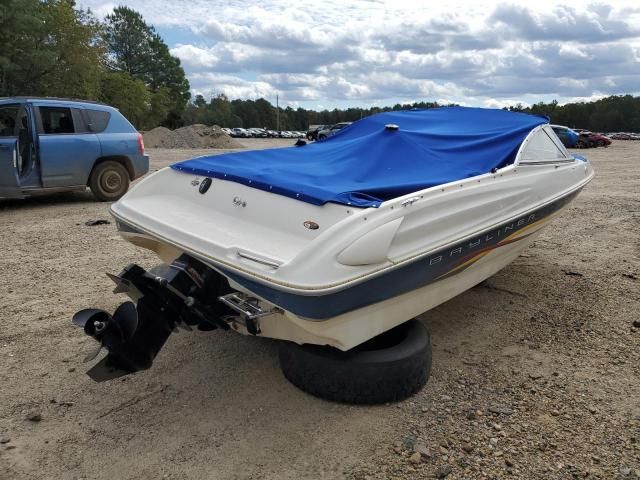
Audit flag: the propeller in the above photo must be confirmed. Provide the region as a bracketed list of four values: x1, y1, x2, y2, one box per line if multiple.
[71, 302, 139, 362]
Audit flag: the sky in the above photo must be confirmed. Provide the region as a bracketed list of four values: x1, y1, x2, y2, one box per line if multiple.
[79, 0, 640, 111]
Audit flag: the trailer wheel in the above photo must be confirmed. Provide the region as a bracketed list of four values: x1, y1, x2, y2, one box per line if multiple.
[279, 319, 431, 404]
[89, 161, 130, 201]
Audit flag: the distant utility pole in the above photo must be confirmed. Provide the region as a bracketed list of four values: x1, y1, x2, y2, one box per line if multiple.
[276, 94, 280, 131]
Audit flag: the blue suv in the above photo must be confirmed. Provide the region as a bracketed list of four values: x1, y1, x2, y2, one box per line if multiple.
[0, 97, 149, 201]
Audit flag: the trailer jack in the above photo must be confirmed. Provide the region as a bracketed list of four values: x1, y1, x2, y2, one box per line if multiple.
[72, 255, 234, 382]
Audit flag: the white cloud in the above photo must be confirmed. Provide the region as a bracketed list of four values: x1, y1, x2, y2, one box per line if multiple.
[561, 92, 608, 104]
[170, 44, 218, 69]
[80, 0, 640, 108]
[483, 98, 531, 109]
[189, 72, 276, 100]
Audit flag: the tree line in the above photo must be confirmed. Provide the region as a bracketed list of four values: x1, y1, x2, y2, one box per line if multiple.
[182, 96, 445, 131]
[0, 0, 189, 129]
[507, 96, 640, 133]
[185, 94, 640, 133]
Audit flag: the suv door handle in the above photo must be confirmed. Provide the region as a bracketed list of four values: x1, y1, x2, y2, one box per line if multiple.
[0, 145, 9, 151]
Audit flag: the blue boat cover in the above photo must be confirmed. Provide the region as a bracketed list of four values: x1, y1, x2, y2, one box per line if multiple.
[171, 107, 548, 208]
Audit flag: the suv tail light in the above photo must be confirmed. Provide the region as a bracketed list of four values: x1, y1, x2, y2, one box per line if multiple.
[137, 133, 145, 155]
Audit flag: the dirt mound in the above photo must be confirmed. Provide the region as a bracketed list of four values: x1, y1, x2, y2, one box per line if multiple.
[141, 126, 172, 148]
[143, 124, 244, 149]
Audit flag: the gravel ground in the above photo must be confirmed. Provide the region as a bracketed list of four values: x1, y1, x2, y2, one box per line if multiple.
[0, 139, 638, 480]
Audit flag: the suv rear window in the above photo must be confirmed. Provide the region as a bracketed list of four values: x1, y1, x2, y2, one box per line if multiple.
[85, 109, 111, 133]
[39, 107, 75, 134]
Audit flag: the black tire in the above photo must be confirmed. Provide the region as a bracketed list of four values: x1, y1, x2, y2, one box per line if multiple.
[318, 134, 326, 140]
[89, 161, 130, 202]
[279, 319, 431, 404]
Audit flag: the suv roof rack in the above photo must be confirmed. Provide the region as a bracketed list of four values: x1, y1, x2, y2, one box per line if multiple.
[0, 96, 108, 106]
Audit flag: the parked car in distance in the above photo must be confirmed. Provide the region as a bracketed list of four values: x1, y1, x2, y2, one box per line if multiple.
[550, 125, 579, 148]
[306, 125, 326, 141]
[231, 128, 251, 138]
[317, 122, 352, 140]
[608, 132, 640, 140]
[248, 128, 268, 138]
[0, 97, 148, 201]
[576, 131, 611, 148]
[590, 133, 612, 147]
[609, 133, 630, 140]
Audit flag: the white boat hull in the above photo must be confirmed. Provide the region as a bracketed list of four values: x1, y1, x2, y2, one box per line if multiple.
[113, 171, 590, 350]
[108, 125, 594, 350]
[251, 224, 543, 350]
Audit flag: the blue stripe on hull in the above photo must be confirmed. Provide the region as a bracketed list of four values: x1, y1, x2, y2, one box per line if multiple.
[222, 189, 581, 320]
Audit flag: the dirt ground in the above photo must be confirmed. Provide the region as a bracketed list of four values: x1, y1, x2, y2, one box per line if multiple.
[0, 138, 638, 480]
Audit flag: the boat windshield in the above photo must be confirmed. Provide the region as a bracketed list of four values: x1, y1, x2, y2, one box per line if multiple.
[519, 126, 572, 164]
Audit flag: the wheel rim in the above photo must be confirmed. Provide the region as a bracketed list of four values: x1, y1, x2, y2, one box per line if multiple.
[100, 168, 123, 194]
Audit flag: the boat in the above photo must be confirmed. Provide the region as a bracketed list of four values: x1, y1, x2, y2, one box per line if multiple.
[72, 107, 594, 401]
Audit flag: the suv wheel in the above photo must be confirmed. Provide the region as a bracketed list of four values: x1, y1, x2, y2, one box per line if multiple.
[89, 161, 130, 202]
